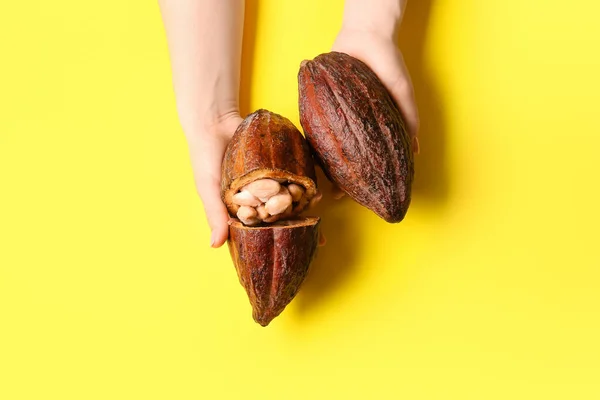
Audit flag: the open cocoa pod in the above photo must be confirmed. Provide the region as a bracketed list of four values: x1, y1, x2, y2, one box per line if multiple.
[298, 51, 414, 223]
[222, 109, 320, 326]
[222, 109, 318, 226]
[228, 217, 320, 326]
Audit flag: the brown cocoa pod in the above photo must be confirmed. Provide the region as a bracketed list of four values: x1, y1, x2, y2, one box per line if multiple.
[228, 217, 320, 326]
[222, 109, 318, 220]
[298, 52, 414, 223]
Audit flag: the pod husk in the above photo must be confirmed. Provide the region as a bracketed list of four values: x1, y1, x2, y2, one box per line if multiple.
[222, 109, 317, 218]
[228, 217, 320, 326]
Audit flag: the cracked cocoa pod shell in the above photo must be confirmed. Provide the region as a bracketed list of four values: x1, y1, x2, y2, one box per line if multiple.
[221, 109, 318, 218]
[298, 51, 414, 223]
[228, 217, 320, 326]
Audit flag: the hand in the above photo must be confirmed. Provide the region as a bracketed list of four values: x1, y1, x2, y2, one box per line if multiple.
[159, 0, 244, 248]
[186, 113, 242, 248]
[332, 28, 420, 153]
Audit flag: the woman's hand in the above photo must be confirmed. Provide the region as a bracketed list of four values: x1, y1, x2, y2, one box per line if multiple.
[159, 0, 244, 248]
[333, 0, 420, 152]
[186, 113, 242, 248]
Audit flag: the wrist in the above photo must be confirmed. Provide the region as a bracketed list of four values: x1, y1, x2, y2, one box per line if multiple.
[340, 0, 404, 39]
[178, 106, 241, 141]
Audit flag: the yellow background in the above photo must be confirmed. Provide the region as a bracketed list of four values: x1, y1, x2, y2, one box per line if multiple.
[1, 0, 599, 398]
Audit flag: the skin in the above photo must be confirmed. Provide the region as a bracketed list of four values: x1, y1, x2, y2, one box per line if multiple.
[159, 0, 418, 248]
[334, 0, 420, 148]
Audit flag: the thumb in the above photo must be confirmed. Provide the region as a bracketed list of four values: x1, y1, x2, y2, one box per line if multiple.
[188, 140, 232, 249]
[198, 184, 231, 248]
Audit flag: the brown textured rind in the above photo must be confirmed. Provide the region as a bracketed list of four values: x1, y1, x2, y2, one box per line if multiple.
[227, 217, 320, 326]
[222, 109, 317, 217]
[298, 51, 414, 223]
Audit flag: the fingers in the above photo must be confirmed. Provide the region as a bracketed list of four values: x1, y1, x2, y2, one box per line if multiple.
[318, 231, 326, 247]
[332, 185, 345, 200]
[308, 191, 323, 209]
[330, 28, 419, 154]
[387, 51, 420, 153]
[413, 136, 420, 155]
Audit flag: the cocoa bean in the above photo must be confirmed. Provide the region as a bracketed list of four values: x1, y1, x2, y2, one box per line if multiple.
[256, 204, 269, 220]
[243, 179, 281, 200]
[236, 206, 259, 226]
[287, 183, 305, 202]
[238, 216, 261, 226]
[232, 190, 262, 207]
[263, 214, 281, 224]
[265, 192, 293, 216]
[237, 205, 257, 219]
[258, 185, 289, 203]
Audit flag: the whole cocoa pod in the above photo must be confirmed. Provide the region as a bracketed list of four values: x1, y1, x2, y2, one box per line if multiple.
[222, 109, 318, 221]
[228, 217, 320, 326]
[298, 52, 414, 223]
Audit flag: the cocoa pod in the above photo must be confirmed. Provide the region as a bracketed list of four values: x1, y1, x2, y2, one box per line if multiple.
[298, 52, 414, 223]
[222, 109, 318, 220]
[227, 217, 320, 326]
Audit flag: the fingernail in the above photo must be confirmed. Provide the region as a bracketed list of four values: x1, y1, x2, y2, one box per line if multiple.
[318, 231, 327, 247]
[210, 231, 216, 248]
[309, 191, 323, 209]
[413, 136, 420, 155]
[332, 188, 345, 200]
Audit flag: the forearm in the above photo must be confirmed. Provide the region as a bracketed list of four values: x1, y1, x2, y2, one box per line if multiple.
[341, 0, 406, 38]
[159, 0, 244, 136]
